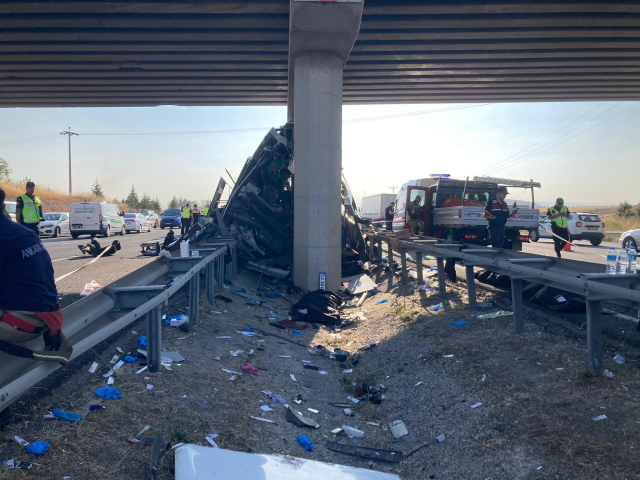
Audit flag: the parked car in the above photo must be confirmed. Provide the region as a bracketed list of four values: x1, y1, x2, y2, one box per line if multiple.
[160, 208, 181, 229]
[137, 209, 159, 228]
[39, 212, 70, 237]
[531, 212, 605, 245]
[124, 212, 151, 233]
[619, 229, 640, 249]
[5, 201, 16, 221]
[70, 202, 125, 238]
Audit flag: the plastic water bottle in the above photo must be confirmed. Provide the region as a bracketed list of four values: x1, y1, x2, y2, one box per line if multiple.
[606, 248, 617, 274]
[629, 247, 637, 274]
[617, 249, 628, 275]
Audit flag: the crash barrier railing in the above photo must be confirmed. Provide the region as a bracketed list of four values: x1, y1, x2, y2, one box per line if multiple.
[369, 232, 640, 371]
[0, 239, 237, 413]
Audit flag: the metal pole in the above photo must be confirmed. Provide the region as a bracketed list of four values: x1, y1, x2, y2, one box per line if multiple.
[68, 132, 72, 195]
[466, 265, 477, 310]
[586, 300, 603, 369]
[415, 251, 423, 285]
[400, 247, 407, 278]
[436, 257, 446, 296]
[511, 278, 524, 334]
[387, 241, 393, 268]
[146, 305, 162, 373]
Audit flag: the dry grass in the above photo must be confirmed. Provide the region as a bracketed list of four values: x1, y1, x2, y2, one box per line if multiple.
[600, 214, 640, 232]
[0, 180, 126, 213]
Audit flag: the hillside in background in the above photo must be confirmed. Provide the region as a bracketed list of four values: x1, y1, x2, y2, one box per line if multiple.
[1, 181, 127, 214]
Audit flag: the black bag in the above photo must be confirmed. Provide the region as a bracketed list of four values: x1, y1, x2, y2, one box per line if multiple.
[291, 290, 343, 326]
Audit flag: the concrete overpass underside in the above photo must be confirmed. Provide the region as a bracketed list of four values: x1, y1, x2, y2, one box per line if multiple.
[2, 0, 640, 107]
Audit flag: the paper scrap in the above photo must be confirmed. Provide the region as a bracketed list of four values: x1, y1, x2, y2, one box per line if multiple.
[250, 416, 275, 423]
[414, 381, 423, 387]
[89, 362, 99, 373]
[260, 405, 273, 412]
[230, 350, 244, 357]
[12, 436, 29, 447]
[319, 371, 328, 375]
[113, 360, 125, 371]
[110, 355, 119, 364]
[116, 347, 124, 354]
[343, 369, 353, 374]
[205, 433, 219, 448]
[146, 384, 154, 390]
[307, 408, 319, 414]
[229, 375, 237, 381]
[107, 377, 115, 385]
[290, 374, 297, 382]
[593, 414, 608, 421]
[347, 396, 360, 404]
[136, 366, 148, 374]
[471, 402, 482, 409]
[103, 370, 114, 378]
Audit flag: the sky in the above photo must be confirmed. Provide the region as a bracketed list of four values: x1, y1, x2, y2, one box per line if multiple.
[0, 101, 638, 207]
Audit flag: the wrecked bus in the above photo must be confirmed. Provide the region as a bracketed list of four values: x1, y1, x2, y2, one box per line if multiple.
[392, 176, 540, 250]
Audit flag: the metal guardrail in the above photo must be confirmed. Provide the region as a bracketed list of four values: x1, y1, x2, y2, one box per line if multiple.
[370, 232, 640, 371]
[0, 239, 237, 413]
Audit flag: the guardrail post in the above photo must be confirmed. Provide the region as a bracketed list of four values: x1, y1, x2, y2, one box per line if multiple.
[147, 305, 162, 373]
[206, 262, 214, 304]
[511, 278, 524, 334]
[368, 236, 375, 261]
[189, 273, 200, 321]
[415, 251, 423, 284]
[586, 299, 603, 370]
[216, 256, 224, 287]
[400, 247, 407, 278]
[386, 241, 393, 268]
[466, 265, 477, 310]
[436, 257, 446, 295]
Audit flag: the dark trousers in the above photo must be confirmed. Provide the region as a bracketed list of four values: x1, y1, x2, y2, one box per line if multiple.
[385, 220, 393, 231]
[181, 218, 191, 235]
[552, 225, 569, 254]
[488, 225, 505, 248]
[22, 223, 40, 237]
[192, 214, 200, 224]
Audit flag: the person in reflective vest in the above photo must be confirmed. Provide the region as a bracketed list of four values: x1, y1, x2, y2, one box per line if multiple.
[547, 198, 570, 258]
[483, 186, 519, 248]
[181, 204, 193, 235]
[15, 181, 43, 237]
[0, 187, 72, 365]
[202, 206, 210, 217]
[191, 204, 201, 224]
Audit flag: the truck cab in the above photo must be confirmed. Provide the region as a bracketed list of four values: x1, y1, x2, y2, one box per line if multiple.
[393, 176, 540, 250]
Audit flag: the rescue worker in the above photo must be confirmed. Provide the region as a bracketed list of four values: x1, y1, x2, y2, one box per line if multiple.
[202, 205, 209, 217]
[384, 201, 395, 231]
[0, 187, 72, 365]
[406, 196, 424, 235]
[181, 203, 193, 235]
[547, 197, 571, 258]
[15, 181, 43, 237]
[483, 186, 518, 248]
[192, 203, 201, 224]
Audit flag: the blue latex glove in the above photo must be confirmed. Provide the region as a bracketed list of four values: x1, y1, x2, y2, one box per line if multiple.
[292, 330, 302, 335]
[94, 386, 122, 400]
[139, 336, 147, 346]
[26, 441, 50, 455]
[123, 356, 138, 363]
[297, 435, 313, 452]
[53, 408, 83, 421]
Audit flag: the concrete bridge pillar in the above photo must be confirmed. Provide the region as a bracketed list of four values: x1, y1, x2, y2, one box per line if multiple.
[288, 0, 363, 292]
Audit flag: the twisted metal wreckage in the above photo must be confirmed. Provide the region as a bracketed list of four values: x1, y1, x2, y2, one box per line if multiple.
[170, 123, 369, 284]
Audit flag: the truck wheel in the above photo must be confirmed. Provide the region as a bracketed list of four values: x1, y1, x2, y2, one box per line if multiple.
[529, 229, 539, 242]
[103, 225, 111, 238]
[71, 233, 79, 239]
[120, 226, 125, 236]
[161, 225, 165, 229]
[590, 238, 603, 246]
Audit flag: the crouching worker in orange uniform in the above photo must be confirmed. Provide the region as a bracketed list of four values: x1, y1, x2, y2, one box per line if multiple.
[0, 187, 72, 365]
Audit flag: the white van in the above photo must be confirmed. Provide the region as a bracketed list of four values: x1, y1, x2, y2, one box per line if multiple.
[5, 201, 17, 221]
[70, 202, 125, 238]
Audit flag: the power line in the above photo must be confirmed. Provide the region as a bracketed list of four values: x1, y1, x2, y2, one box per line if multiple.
[483, 102, 638, 176]
[473, 102, 606, 176]
[479, 102, 624, 177]
[0, 134, 62, 148]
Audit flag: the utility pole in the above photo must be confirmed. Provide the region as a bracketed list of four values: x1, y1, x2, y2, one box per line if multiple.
[60, 127, 78, 195]
[388, 185, 398, 194]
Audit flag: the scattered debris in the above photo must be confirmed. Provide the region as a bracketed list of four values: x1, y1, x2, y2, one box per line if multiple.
[286, 407, 320, 428]
[477, 311, 513, 319]
[450, 320, 467, 326]
[11, 436, 29, 447]
[52, 408, 83, 421]
[290, 374, 297, 382]
[470, 402, 482, 409]
[297, 435, 313, 452]
[94, 386, 121, 400]
[414, 381, 423, 387]
[326, 441, 403, 463]
[593, 414, 608, 421]
[377, 299, 388, 305]
[80, 280, 102, 296]
[614, 354, 626, 364]
[342, 273, 377, 295]
[205, 433, 219, 448]
[307, 408, 319, 414]
[436, 434, 446, 443]
[260, 405, 273, 412]
[242, 363, 261, 375]
[334, 349, 349, 362]
[341, 425, 364, 438]
[347, 396, 360, 404]
[250, 416, 275, 424]
[88, 362, 99, 373]
[344, 408, 354, 416]
[389, 420, 409, 438]
[25, 442, 49, 455]
[603, 369, 615, 378]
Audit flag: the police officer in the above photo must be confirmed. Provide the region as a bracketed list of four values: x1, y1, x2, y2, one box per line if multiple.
[181, 203, 193, 235]
[406, 196, 424, 235]
[384, 201, 395, 231]
[202, 205, 210, 217]
[547, 197, 570, 258]
[0, 187, 72, 365]
[15, 181, 43, 237]
[483, 186, 518, 248]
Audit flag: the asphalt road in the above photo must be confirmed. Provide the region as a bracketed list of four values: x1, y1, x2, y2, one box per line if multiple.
[522, 237, 620, 267]
[42, 227, 170, 308]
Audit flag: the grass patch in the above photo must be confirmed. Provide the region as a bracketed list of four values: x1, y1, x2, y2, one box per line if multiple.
[394, 297, 417, 323]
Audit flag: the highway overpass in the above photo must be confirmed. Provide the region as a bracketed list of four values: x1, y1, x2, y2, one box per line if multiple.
[2, 0, 639, 290]
[1, 0, 640, 107]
